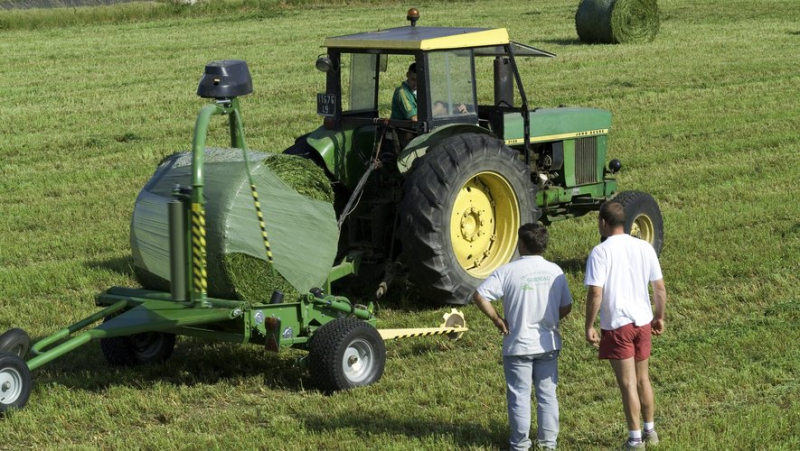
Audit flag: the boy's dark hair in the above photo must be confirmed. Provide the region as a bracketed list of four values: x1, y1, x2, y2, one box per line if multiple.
[408, 62, 416, 73]
[599, 201, 626, 228]
[518, 223, 548, 254]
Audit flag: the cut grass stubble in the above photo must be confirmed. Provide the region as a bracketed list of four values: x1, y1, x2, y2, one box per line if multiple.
[0, 0, 798, 449]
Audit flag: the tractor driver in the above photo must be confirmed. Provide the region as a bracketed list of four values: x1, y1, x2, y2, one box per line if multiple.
[433, 100, 469, 116]
[390, 62, 469, 121]
[391, 63, 418, 121]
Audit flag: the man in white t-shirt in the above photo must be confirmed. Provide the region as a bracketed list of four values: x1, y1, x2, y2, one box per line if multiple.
[584, 201, 667, 449]
[473, 223, 573, 451]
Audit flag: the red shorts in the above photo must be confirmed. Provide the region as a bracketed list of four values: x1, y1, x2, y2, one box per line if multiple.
[599, 323, 652, 361]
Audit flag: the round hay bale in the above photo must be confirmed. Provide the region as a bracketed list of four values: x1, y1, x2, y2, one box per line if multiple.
[262, 153, 334, 204]
[219, 154, 334, 303]
[130, 148, 337, 304]
[575, 0, 660, 44]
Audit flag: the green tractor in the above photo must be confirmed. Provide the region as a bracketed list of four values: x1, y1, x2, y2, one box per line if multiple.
[286, 10, 664, 304]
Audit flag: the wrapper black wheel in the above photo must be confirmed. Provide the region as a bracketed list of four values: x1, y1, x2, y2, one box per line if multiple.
[0, 328, 31, 359]
[308, 318, 385, 392]
[100, 323, 176, 367]
[0, 353, 32, 414]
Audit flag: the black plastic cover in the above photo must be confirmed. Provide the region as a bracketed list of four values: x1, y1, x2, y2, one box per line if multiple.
[197, 60, 253, 99]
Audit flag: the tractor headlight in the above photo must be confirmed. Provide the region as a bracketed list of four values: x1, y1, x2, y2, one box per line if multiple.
[315, 55, 335, 73]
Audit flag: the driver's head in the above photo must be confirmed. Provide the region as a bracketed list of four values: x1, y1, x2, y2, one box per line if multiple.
[406, 62, 417, 90]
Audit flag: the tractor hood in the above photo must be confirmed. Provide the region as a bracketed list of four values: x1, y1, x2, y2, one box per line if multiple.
[502, 107, 612, 145]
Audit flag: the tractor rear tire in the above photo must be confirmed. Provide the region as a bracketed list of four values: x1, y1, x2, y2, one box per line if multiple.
[610, 191, 664, 255]
[308, 318, 385, 393]
[100, 326, 176, 367]
[399, 134, 538, 304]
[0, 329, 31, 359]
[0, 352, 32, 414]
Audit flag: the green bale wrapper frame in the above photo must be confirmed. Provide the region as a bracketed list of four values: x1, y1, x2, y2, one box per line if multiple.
[576, 0, 660, 44]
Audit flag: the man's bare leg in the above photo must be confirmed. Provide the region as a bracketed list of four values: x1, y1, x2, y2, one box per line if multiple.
[610, 358, 641, 432]
[635, 358, 654, 424]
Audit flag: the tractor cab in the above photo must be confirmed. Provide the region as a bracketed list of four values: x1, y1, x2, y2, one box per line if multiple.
[309, 10, 554, 190]
[318, 31, 484, 130]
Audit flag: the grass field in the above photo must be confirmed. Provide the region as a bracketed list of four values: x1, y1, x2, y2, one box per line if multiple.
[1, 0, 798, 449]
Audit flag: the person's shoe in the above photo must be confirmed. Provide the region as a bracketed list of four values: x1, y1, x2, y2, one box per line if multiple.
[643, 430, 659, 445]
[622, 439, 645, 449]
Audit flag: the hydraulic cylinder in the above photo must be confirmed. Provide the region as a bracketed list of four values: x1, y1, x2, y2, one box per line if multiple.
[169, 199, 189, 302]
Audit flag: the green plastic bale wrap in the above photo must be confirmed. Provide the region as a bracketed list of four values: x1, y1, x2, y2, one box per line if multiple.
[130, 148, 337, 304]
[575, 0, 660, 44]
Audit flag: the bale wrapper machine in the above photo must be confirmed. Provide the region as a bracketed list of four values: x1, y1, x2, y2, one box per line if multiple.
[0, 60, 467, 414]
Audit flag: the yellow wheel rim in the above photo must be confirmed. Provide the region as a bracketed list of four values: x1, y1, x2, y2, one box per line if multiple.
[630, 213, 655, 244]
[450, 171, 520, 279]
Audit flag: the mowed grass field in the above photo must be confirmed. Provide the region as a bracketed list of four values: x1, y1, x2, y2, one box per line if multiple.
[0, 0, 798, 449]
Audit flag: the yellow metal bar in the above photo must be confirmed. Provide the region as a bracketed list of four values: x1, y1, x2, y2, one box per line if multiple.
[420, 29, 509, 50]
[378, 326, 468, 340]
[324, 28, 509, 51]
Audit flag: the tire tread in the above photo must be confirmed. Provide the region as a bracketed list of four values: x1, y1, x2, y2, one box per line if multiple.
[399, 134, 538, 304]
[308, 318, 385, 392]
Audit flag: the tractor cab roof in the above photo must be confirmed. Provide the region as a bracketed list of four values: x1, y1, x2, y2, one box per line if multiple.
[324, 26, 554, 57]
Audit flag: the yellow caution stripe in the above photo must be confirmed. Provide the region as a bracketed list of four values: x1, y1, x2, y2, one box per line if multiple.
[190, 203, 207, 294]
[250, 184, 274, 264]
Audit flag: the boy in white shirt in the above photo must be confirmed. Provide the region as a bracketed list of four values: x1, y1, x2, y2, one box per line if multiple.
[473, 223, 573, 450]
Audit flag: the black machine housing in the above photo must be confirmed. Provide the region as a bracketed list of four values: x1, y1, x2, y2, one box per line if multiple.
[197, 60, 253, 99]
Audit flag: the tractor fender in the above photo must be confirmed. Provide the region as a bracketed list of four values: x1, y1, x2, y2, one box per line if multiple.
[301, 126, 345, 180]
[396, 124, 496, 174]
[298, 126, 375, 190]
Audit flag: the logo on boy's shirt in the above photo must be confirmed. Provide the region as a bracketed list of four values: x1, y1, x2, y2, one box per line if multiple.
[520, 274, 552, 291]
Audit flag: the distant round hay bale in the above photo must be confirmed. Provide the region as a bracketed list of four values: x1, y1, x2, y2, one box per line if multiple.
[575, 0, 660, 44]
[130, 148, 337, 305]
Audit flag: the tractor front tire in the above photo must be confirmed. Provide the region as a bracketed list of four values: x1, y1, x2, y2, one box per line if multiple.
[308, 318, 386, 393]
[100, 330, 176, 367]
[0, 329, 31, 359]
[0, 352, 32, 414]
[610, 191, 664, 255]
[399, 134, 538, 304]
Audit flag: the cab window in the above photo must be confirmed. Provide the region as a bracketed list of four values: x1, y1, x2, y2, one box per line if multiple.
[428, 50, 476, 120]
[342, 53, 378, 113]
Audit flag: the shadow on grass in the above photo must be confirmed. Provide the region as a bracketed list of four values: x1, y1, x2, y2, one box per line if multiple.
[296, 409, 504, 449]
[33, 339, 310, 393]
[85, 255, 138, 279]
[541, 38, 584, 46]
[387, 338, 464, 360]
[336, 274, 448, 313]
